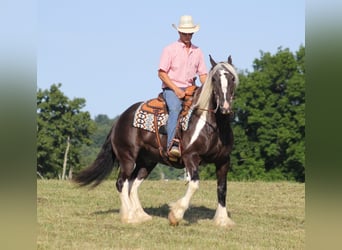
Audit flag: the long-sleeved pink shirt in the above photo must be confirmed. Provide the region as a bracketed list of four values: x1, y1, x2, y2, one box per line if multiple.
[159, 40, 207, 88]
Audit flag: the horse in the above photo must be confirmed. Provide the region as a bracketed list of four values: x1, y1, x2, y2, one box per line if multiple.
[74, 54, 239, 227]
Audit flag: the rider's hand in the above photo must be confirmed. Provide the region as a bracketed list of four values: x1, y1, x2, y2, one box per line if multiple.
[175, 88, 185, 99]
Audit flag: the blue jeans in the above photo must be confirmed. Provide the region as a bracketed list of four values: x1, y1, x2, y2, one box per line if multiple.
[163, 88, 184, 148]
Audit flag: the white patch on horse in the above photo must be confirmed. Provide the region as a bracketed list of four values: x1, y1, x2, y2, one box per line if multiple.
[169, 180, 199, 221]
[119, 180, 132, 223]
[220, 70, 229, 110]
[187, 111, 207, 147]
[185, 170, 191, 181]
[130, 178, 152, 222]
[213, 203, 235, 227]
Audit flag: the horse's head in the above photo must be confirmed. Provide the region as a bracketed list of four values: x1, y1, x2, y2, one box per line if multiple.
[194, 55, 239, 115]
[209, 55, 239, 115]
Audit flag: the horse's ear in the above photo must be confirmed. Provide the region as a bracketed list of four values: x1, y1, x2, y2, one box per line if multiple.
[228, 55, 232, 65]
[209, 54, 217, 67]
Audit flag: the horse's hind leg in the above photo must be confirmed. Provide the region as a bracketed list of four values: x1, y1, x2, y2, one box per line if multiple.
[116, 167, 134, 223]
[128, 165, 155, 223]
[213, 161, 235, 228]
[116, 162, 155, 223]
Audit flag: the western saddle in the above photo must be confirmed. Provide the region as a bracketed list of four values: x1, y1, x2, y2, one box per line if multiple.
[140, 85, 198, 162]
[140, 85, 197, 116]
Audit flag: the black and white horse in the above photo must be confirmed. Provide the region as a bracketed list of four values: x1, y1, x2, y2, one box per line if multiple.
[74, 55, 239, 227]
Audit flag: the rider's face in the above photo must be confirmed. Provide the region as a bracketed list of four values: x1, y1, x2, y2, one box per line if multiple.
[179, 32, 193, 45]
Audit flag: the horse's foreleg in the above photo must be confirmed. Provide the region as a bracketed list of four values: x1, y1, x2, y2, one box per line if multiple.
[168, 171, 199, 226]
[214, 161, 235, 228]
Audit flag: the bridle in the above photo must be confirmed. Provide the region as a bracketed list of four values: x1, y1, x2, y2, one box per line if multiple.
[197, 65, 236, 114]
[196, 105, 219, 113]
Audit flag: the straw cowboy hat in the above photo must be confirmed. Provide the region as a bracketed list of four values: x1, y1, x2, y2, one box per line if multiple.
[172, 15, 200, 33]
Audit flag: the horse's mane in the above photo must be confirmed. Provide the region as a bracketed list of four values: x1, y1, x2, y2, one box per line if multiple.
[194, 62, 239, 112]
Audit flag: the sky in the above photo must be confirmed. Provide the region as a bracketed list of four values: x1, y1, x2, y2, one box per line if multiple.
[37, 0, 305, 119]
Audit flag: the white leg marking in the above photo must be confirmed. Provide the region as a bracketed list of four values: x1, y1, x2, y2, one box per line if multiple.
[213, 203, 235, 228]
[119, 180, 132, 223]
[129, 178, 152, 223]
[185, 170, 191, 182]
[170, 180, 199, 222]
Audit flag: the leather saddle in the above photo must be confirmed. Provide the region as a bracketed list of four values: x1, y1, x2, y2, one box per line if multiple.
[141, 93, 167, 114]
[140, 85, 197, 116]
[139, 85, 198, 164]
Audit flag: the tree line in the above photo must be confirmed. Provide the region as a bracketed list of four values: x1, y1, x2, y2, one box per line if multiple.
[37, 46, 305, 182]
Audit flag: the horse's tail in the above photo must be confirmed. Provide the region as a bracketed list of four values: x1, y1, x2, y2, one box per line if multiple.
[74, 128, 116, 188]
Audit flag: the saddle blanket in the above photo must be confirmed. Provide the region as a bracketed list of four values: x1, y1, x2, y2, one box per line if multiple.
[132, 103, 194, 133]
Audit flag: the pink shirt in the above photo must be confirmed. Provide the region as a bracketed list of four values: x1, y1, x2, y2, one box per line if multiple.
[159, 40, 207, 88]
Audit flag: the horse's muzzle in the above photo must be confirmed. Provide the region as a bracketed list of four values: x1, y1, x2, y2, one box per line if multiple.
[220, 101, 231, 114]
[220, 108, 231, 115]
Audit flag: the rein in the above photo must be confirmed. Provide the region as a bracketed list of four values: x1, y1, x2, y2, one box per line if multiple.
[153, 110, 181, 166]
[196, 97, 220, 113]
[196, 107, 216, 113]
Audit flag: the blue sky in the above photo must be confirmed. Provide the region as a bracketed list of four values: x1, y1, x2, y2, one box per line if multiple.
[37, 0, 305, 119]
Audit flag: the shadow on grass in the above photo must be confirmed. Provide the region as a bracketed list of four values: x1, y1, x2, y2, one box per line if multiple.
[146, 204, 216, 224]
[92, 209, 120, 215]
[92, 205, 215, 224]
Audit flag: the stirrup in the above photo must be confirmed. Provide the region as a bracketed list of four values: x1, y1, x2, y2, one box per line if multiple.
[168, 139, 181, 160]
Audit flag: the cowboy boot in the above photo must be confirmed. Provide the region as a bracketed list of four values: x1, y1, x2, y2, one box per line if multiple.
[168, 138, 181, 160]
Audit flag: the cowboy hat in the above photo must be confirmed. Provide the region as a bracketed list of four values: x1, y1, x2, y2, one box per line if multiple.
[172, 15, 200, 33]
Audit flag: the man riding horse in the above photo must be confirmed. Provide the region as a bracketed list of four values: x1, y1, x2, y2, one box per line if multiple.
[158, 15, 208, 161]
[74, 14, 239, 228]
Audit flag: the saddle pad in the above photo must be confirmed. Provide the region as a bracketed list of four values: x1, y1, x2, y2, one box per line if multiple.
[132, 103, 194, 133]
[132, 103, 168, 133]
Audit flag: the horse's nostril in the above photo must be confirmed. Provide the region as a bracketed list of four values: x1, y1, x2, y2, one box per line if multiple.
[223, 101, 229, 110]
[220, 108, 230, 115]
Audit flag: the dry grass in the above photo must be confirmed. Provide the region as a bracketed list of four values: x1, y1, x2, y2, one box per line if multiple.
[37, 180, 304, 249]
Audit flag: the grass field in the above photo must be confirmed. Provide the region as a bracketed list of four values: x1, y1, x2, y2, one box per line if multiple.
[37, 180, 304, 249]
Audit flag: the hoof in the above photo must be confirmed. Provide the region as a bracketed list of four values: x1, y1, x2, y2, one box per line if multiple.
[121, 213, 152, 224]
[139, 214, 153, 223]
[122, 217, 152, 224]
[214, 217, 236, 228]
[135, 210, 153, 223]
[168, 211, 179, 226]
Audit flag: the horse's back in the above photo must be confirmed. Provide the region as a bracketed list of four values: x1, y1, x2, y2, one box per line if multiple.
[114, 102, 142, 136]
[118, 102, 142, 120]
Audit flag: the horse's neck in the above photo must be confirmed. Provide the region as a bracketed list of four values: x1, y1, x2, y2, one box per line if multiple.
[192, 86, 231, 130]
[215, 112, 231, 128]
[208, 105, 232, 133]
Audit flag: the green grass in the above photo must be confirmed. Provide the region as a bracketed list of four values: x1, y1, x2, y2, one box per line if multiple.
[37, 180, 304, 249]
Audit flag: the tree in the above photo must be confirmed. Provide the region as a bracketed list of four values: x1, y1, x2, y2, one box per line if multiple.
[230, 46, 305, 181]
[93, 114, 117, 147]
[37, 83, 95, 179]
[147, 164, 185, 180]
[79, 114, 119, 168]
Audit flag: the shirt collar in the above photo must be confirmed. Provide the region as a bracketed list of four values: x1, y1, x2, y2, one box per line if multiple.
[177, 39, 194, 50]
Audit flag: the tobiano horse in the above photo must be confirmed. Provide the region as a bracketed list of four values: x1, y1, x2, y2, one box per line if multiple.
[74, 55, 239, 227]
